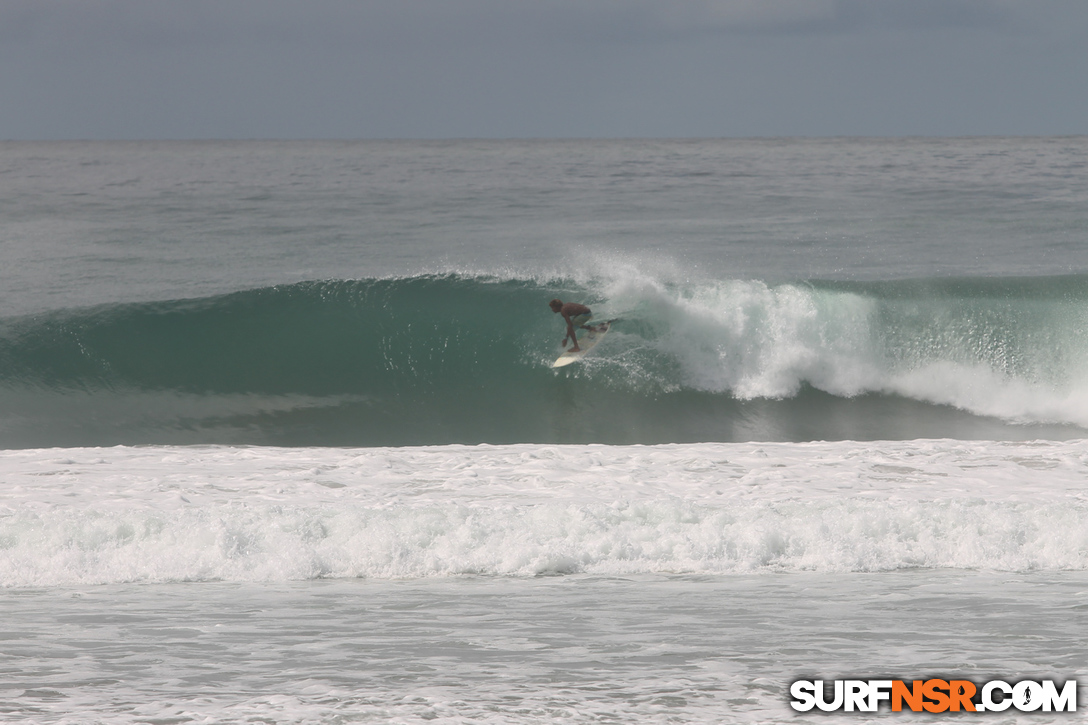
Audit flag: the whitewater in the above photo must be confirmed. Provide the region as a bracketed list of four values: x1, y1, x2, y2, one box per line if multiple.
[5, 440, 1088, 587]
[5, 439, 1088, 723]
[2, 138, 1088, 723]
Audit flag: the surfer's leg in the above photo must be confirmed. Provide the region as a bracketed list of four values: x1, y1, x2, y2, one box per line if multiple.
[567, 314, 597, 351]
[572, 313, 593, 330]
[572, 314, 594, 350]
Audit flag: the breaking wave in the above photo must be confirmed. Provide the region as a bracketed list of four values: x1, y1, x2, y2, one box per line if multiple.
[2, 273, 1087, 446]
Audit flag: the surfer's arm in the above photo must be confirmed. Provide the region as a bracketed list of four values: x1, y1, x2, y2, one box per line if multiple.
[561, 314, 581, 350]
[560, 313, 574, 343]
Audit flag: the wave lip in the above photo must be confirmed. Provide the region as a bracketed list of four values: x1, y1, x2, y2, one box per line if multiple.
[4, 440, 1088, 587]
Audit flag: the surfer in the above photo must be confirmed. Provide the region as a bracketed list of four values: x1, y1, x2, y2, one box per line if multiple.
[549, 299, 592, 352]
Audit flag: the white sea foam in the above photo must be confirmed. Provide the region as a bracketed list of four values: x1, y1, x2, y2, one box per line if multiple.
[592, 273, 1088, 427]
[603, 277, 880, 398]
[3, 440, 1088, 587]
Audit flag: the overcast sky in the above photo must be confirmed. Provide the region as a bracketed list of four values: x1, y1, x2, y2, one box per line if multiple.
[1, 0, 1086, 139]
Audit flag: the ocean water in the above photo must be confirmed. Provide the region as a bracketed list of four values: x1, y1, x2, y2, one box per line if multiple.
[2, 138, 1088, 723]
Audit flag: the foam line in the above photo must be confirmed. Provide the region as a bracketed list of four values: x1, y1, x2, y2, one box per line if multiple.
[4, 441, 1088, 586]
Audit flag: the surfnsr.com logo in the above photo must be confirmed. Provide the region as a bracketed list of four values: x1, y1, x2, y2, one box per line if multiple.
[790, 679, 1077, 713]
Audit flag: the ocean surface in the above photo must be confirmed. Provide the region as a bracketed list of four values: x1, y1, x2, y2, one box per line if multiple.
[2, 138, 1088, 723]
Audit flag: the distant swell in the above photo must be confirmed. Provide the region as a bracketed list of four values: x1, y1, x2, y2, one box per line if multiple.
[1, 274, 1087, 447]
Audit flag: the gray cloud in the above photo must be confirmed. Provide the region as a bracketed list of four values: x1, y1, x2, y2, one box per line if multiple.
[0, 0, 1035, 46]
[0, 0, 1085, 139]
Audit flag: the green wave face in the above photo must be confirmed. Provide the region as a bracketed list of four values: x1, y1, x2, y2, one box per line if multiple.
[0, 276, 551, 395]
[2, 274, 1088, 447]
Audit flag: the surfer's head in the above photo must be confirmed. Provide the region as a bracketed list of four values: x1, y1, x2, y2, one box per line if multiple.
[549, 299, 563, 313]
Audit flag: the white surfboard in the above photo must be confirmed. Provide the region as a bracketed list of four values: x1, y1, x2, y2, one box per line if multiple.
[551, 321, 612, 368]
